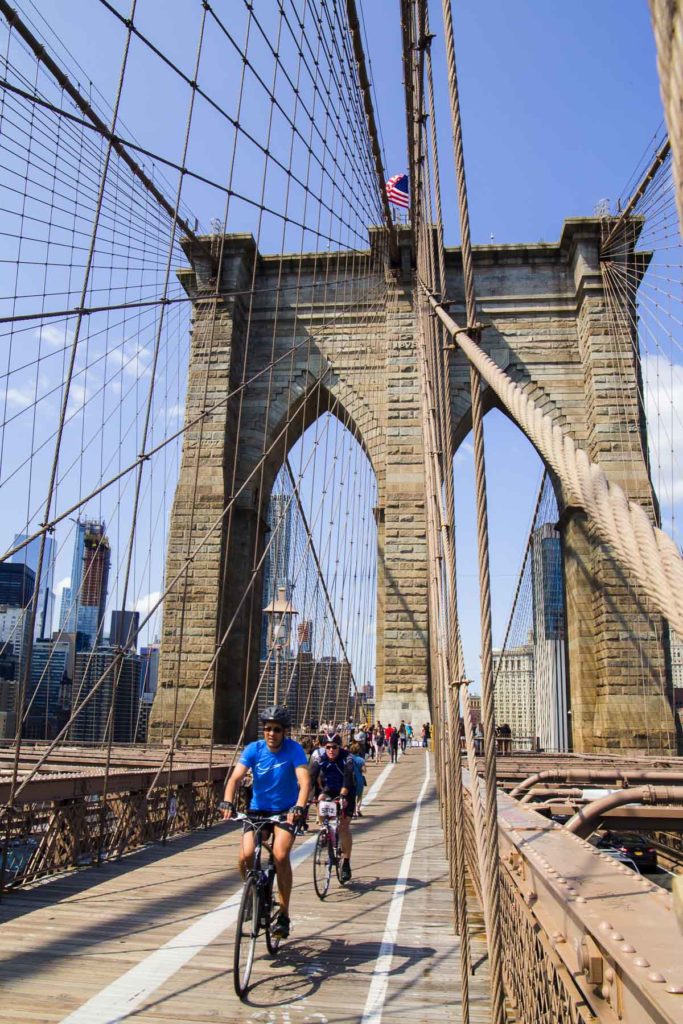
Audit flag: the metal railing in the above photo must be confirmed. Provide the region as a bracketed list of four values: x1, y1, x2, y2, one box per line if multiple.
[0, 760, 230, 891]
[458, 771, 683, 1023]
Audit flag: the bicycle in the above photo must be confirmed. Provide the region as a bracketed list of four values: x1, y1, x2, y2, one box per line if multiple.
[222, 807, 298, 999]
[313, 796, 347, 899]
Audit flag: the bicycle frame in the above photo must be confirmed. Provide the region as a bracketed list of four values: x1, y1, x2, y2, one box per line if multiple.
[223, 810, 290, 998]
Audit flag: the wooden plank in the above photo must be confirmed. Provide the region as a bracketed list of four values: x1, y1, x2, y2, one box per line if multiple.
[0, 752, 490, 1023]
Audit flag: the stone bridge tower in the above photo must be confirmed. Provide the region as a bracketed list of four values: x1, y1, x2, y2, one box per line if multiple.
[151, 219, 675, 754]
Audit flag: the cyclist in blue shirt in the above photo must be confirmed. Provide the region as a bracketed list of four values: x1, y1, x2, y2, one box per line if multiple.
[309, 733, 356, 881]
[222, 706, 310, 938]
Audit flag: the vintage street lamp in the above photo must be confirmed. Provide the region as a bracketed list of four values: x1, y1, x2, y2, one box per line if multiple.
[263, 586, 297, 706]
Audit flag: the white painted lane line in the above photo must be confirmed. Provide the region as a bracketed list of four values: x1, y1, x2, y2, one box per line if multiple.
[360, 752, 431, 1024]
[60, 761, 395, 1024]
[363, 760, 394, 805]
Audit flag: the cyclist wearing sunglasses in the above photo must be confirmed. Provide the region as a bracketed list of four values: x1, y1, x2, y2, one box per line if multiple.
[308, 733, 356, 882]
[222, 705, 310, 939]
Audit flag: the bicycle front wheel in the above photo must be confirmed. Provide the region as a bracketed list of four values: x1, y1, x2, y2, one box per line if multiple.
[234, 876, 259, 998]
[264, 870, 281, 956]
[335, 833, 347, 886]
[313, 829, 333, 899]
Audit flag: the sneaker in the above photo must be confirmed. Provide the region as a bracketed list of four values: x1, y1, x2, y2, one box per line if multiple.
[340, 859, 352, 883]
[271, 911, 290, 938]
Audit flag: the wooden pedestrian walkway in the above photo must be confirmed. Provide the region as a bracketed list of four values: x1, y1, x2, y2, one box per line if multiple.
[0, 751, 490, 1023]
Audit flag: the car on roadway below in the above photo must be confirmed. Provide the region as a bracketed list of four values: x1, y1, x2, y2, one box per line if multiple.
[595, 831, 658, 871]
[599, 847, 641, 873]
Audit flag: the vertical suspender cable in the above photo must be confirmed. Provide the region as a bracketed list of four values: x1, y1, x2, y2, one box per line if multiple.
[438, 1, 505, 1019]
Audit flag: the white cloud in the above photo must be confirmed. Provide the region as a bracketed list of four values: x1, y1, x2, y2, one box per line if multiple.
[135, 591, 161, 618]
[106, 341, 152, 379]
[35, 324, 71, 347]
[167, 402, 185, 422]
[55, 575, 70, 596]
[4, 385, 33, 409]
[642, 354, 683, 506]
[454, 440, 474, 465]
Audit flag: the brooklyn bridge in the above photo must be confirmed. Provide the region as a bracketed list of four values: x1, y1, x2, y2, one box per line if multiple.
[0, 1, 682, 1021]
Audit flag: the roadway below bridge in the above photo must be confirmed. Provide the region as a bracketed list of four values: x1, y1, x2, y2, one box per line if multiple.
[0, 750, 489, 1024]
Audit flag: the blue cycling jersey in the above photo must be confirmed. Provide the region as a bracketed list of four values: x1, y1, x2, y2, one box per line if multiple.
[240, 737, 307, 811]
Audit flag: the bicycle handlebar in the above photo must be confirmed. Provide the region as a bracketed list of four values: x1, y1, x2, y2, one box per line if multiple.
[218, 803, 306, 833]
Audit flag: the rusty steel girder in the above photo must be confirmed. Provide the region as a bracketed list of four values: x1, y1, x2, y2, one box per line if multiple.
[464, 772, 683, 1023]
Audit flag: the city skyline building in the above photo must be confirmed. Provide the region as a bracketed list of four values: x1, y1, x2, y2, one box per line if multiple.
[261, 493, 295, 658]
[0, 563, 36, 740]
[24, 636, 72, 739]
[110, 610, 140, 650]
[69, 646, 141, 744]
[11, 533, 55, 640]
[531, 522, 569, 752]
[59, 520, 110, 650]
[0, 563, 35, 677]
[493, 643, 535, 740]
[257, 653, 352, 730]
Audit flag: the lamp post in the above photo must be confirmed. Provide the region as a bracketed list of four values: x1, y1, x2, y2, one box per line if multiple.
[263, 587, 297, 706]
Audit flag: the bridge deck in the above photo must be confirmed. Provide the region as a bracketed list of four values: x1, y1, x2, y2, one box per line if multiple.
[0, 751, 489, 1023]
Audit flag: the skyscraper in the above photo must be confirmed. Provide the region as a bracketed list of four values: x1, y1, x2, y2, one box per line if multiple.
[59, 520, 110, 649]
[531, 523, 569, 752]
[69, 647, 140, 744]
[11, 533, 55, 639]
[110, 610, 140, 649]
[25, 636, 72, 739]
[261, 493, 294, 658]
[0, 563, 36, 740]
[493, 644, 535, 741]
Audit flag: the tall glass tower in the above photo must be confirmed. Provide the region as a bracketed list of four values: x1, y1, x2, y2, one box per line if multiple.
[11, 533, 55, 639]
[59, 520, 110, 649]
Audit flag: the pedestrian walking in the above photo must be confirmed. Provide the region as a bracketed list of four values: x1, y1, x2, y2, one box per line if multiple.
[398, 720, 407, 754]
[350, 741, 367, 816]
[388, 725, 399, 763]
[375, 721, 385, 762]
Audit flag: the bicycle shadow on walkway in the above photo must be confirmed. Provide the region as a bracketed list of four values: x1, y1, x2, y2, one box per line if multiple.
[242, 934, 437, 1008]
[318, 874, 430, 903]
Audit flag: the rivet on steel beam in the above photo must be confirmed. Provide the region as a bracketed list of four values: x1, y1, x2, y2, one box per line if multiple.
[610, 933, 624, 942]
[621, 944, 636, 954]
[634, 957, 651, 968]
[576, 896, 587, 904]
[665, 983, 683, 994]
[600, 984, 611, 1001]
[551, 930, 565, 942]
[598, 921, 613, 932]
[605, 968, 615, 983]
[648, 972, 666, 984]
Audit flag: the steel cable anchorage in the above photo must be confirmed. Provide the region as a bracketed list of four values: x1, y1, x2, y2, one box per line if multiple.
[425, 288, 683, 638]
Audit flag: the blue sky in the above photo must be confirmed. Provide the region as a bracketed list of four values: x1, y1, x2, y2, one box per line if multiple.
[0, 1, 673, 691]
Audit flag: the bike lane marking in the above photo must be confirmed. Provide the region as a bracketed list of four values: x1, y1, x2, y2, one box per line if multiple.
[60, 760, 395, 1024]
[360, 751, 431, 1024]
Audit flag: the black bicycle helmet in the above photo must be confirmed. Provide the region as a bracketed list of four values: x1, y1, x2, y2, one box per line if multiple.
[260, 705, 291, 727]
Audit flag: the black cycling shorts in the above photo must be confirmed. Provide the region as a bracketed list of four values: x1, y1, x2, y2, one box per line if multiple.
[242, 811, 296, 836]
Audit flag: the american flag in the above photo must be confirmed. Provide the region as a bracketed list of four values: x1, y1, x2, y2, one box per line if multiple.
[385, 173, 409, 209]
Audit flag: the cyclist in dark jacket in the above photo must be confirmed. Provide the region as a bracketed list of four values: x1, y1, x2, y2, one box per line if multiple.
[309, 734, 356, 881]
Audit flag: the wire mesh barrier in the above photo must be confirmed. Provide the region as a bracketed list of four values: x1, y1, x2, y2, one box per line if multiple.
[0, 764, 225, 890]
